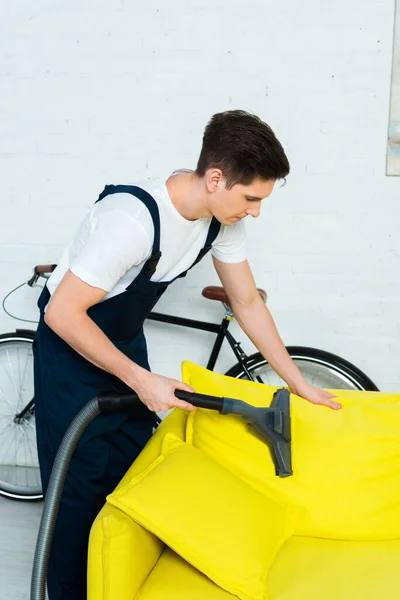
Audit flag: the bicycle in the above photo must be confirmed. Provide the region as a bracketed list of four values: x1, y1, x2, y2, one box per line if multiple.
[0, 264, 379, 501]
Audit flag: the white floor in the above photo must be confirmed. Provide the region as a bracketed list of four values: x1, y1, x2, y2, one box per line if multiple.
[0, 496, 42, 599]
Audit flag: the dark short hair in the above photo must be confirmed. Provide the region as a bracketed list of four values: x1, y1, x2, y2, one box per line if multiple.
[196, 110, 290, 189]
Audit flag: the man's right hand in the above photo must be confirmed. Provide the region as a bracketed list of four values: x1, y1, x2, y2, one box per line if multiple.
[130, 370, 197, 413]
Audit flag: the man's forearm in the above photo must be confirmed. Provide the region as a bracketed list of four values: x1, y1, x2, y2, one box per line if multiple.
[231, 295, 306, 394]
[44, 310, 146, 388]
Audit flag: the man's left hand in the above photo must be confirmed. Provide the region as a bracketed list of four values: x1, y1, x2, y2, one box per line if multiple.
[292, 381, 342, 410]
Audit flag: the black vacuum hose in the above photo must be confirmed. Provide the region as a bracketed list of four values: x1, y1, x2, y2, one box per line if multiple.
[30, 398, 102, 600]
[30, 392, 141, 600]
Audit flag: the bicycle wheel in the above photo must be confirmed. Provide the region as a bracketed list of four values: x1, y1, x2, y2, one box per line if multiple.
[225, 346, 379, 391]
[0, 330, 42, 501]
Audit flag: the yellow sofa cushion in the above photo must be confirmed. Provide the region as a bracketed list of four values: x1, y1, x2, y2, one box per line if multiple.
[137, 537, 400, 600]
[267, 535, 400, 599]
[106, 432, 299, 600]
[182, 361, 400, 541]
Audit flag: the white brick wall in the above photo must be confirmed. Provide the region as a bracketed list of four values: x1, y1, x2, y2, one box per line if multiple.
[1, 0, 399, 390]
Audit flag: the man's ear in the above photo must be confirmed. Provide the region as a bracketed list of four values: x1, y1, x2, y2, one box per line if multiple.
[206, 168, 224, 193]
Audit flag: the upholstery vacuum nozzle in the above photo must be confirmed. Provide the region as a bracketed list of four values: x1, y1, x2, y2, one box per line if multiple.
[175, 388, 293, 477]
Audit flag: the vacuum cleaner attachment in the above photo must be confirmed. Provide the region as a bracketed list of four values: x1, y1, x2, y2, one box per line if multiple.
[31, 388, 292, 600]
[175, 388, 292, 477]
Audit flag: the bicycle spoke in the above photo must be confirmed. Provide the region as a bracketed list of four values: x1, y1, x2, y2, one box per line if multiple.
[19, 347, 32, 401]
[15, 346, 32, 413]
[17, 348, 22, 408]
[20, 427, 37, 484]
[21, 421, 38, 463]
[16, 347, 29, 412]
[0, 386, 16, 414]
[0, 421, 14, 440]
[4, 347, 22, 408]
[0, 410, 14, 418]
[25, 417, 36, 431]
[0, 424, 16, 467]
[14, 426, 21, 472]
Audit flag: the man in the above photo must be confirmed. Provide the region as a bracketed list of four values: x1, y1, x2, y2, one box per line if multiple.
[33, 110, 341, 600]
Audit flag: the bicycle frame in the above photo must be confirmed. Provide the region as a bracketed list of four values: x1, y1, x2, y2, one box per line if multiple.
[147, 310, 255, 379]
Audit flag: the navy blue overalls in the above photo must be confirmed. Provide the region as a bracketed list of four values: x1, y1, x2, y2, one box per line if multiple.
[33, 185, 221, 600]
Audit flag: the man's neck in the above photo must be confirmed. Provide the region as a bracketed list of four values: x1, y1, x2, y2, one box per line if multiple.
[166, 171, 212, 221]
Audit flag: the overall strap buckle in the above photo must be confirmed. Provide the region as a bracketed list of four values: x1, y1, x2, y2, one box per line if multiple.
[144, 251, 162, 277]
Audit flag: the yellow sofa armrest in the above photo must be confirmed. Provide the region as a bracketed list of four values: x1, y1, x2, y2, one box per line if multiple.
[88, 408, 188, 600]
[88, 503, 164, 600]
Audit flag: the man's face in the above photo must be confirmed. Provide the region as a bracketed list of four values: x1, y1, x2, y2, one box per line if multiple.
[207, 174, 276, 226]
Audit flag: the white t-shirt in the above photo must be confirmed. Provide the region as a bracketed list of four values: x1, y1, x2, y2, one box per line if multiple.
[47, 174, 246, 301]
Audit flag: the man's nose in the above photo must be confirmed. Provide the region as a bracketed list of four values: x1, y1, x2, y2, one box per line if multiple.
[246, 203, 261, 218]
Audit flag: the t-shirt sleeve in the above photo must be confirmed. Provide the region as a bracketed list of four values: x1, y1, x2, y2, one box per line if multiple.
[211, 220, 247, 263]
[69, 209, 152, 292]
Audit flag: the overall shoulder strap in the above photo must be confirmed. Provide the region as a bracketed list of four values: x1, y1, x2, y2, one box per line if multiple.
[176, 217, 221, 280]
[96, 184, 161, 277]
[191, 217, 221, 268]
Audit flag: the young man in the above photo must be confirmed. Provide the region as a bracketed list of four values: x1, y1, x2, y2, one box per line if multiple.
[33, 110, 340, 600]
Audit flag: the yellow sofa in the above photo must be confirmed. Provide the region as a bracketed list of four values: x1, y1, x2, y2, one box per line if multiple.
[88, 363, 400, 600]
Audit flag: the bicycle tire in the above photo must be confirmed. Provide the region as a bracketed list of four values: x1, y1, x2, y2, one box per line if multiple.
[225, 346, 379, 391]
[0, 330, 42, 501]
